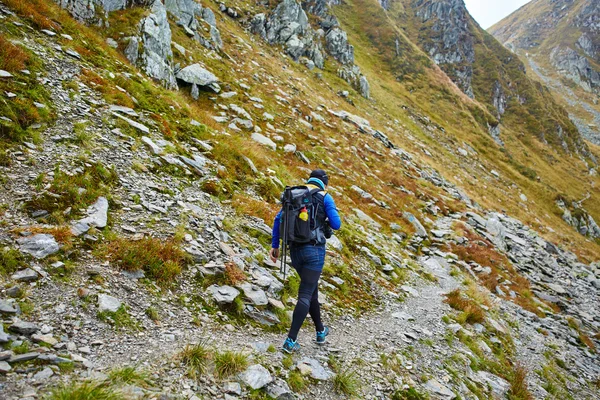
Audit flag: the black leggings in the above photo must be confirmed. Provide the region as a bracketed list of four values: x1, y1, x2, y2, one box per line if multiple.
[288, 245, 325, 341]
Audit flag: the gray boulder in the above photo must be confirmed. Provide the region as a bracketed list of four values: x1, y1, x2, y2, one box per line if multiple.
[326, 27, 354, 65]
[423, 378, 455, 399]
[17, 234, 60, 259]
[0, 300, 17, 314]
[297, 357, 334, 380]
[239, 283, 268, 306]
[239, 364, 273, 389]
[137, 0, 178, 89]
[472, 371, 510, 398]
[165, 0, 202, 29]
[266, 379, 295, 399]
[98, 294, 122, 313]
[72, 197, 109, 236]
[176, 64, 220, 92]
[208, 285, 240, 304]
[403, 212, 428, 238]
[9, 320, 39, 335]
[11, 268, 39, 282]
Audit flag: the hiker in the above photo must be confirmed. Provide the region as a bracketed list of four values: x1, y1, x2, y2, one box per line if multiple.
[269, 169, 341, 353]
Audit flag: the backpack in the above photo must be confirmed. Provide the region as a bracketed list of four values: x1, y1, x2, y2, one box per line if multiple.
[279, 185, 326, 245]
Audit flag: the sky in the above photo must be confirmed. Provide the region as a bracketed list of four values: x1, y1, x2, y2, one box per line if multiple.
[464, 0, 532, 29]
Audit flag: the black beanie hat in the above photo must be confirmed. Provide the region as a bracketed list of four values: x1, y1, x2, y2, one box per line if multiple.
[309, 169, 329, 186]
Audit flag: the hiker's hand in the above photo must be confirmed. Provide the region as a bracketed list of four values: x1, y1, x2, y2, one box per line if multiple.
[269, 248, 280, 262]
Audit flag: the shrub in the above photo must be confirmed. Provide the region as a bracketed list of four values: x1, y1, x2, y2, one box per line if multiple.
[223, 262, 245, 286]
[102, 237, 189, 286]
[214, 350, 248, 378]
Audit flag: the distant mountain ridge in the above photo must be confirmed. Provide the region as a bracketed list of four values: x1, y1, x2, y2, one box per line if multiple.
[490, 0, 600, 145]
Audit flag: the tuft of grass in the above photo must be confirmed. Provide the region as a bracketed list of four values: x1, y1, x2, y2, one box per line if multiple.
[45, 380, 124, 400]
[223, 262, 246, 286]
[392, 387, 428, 400]
[509, 364, 533, 400]
[101, 237, 189, 286]
[179, 343, 212, 378]
[332, 368, 360, 396]
[97, 305, 138, 331]
[214, 350, 249, 378]
[145, 306, 160, 322]
[287, 370, 307, 392]
[0, 247, 28, 277]
[13, 341, 30, 354]
[108, 365, 148, 386]
[445, 289, 485, 324]
[282, 354, 293, 369]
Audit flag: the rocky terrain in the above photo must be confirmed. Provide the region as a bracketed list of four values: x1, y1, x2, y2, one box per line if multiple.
[490, 0, 600, 146]
[0, 0, 599, 399]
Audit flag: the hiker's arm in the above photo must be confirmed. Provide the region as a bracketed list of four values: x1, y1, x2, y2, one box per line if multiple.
[324, 195, 341, 230]
[271, 210, 282, 249]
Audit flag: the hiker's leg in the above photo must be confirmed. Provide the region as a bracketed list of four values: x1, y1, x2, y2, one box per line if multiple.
[308, 283, 324, 332]
[288, 267, 321, 341]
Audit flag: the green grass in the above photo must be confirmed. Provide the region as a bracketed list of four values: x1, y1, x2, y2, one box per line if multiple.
[97, 305, 138, 331]
[332, 368, 360, 396]
[392, 387, 429, 400]
[214, 350, 249, 378]
[45, 381, 125, 400]
[282, 354, 293, 369]
[145, 306, 159, 322]
[179, 342, 213, 378]
[0, 247, 28, 277]
[13, 341, 30, 354]
[26, 162, 118, 223]
[287, 370, 307, 392]
[108, 365, 148, 386]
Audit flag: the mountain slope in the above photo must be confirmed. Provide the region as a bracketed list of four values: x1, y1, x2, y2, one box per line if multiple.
[490, 0, 600, 145]
[0, 0, 599, 399]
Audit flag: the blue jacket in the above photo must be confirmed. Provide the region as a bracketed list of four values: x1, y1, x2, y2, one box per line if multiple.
[272, 189, 341, 249]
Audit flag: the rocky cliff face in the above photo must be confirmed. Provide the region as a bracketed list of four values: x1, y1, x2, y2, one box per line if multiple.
[412, 0, 475, 98]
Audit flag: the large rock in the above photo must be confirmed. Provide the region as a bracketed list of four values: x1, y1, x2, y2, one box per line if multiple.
[207, 285, 240, 304]
[403, 212, 428, 238]
[423, 378, 456, 399]
[130, 0, 178, 89]
[59, 0, 129, 22]
[175, 64, 220, 92]
[98, 294, 122, 313]
[251, 133, 277, 150]
[0, 300, 17, 314]
[239, 283, 268, 306]
[326, 27, 354, 65]
[472, 371, 510, 398]
[266, 379, 294, 400]
[239, 364, 273, 389]
[297, 357, 334, 380]
[165, 0, 202, 29]
[72, 197, 109, 236]
[9, 320, 39, 335]
[17, 234, 59, 259]
[11, 268, 39, 282]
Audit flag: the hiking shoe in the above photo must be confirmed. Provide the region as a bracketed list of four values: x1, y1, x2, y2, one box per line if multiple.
[282, 337, 301, 353]
[316, 326, 329, 344]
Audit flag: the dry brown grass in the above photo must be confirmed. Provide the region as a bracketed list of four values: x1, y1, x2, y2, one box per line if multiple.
[3, 0, 59, 30]
[79, 69, 136, 108]
[24, 226, 73, 244]
[0, 35, 30, 72]
[223, 263, 245, 286]
[509, 364, 533, 400]
[444, 289, 486, 324]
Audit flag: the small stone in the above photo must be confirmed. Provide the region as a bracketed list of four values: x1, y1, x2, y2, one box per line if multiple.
[224, 381, 242, 395]
[0, 300, 17, 314]
[297, 357, 334, 380]
[8, 352, 39, 363]
[207, 285, 240, 304]
[0, 70, 13, 78]
[31, 334, 57, 346]
[251, 132, 277, 150]
[239, 283, 268, 306]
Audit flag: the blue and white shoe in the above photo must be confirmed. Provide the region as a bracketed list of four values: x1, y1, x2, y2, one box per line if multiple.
[316, 326, 329, 344]
[282, 337, 301, 353]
